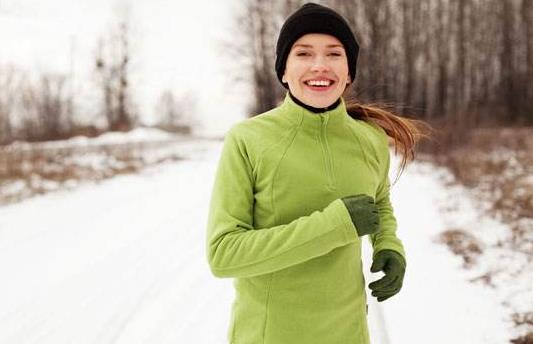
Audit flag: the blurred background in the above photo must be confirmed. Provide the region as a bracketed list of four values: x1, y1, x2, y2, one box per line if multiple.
[0, 0, 531, 343]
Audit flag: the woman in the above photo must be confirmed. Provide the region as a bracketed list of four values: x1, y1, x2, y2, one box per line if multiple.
[206, 3, 429, 343]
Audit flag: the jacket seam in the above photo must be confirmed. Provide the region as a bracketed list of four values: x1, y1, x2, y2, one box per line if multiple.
[324, 117, 337, 191]
[255, 122, 296, 171]
[319, 115, 337, 191]
[271, 124, 300, 226]
[346, 122, 372, 171]
[262, 272, 274, 343]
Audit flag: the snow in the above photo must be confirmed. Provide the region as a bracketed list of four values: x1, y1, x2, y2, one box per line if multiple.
[364, 159, 512, 343]
[0, 139, 519, 343]
[5, 127, 182, 151]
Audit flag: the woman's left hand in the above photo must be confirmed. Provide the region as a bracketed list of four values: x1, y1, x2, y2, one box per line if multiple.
[368, 249, 406, 302]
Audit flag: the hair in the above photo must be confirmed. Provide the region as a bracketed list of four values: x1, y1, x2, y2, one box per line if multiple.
[344, 97, 434, 185]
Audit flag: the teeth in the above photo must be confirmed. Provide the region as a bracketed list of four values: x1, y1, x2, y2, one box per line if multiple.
[306, 80, 331, 86]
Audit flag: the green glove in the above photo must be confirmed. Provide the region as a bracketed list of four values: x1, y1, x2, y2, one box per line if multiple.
[368, 249, 406, 302]
[341, 194, 380, 237]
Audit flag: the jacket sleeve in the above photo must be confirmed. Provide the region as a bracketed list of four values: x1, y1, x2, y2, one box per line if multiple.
[206, 127, 359, 278]
[368, 137, 406, 262]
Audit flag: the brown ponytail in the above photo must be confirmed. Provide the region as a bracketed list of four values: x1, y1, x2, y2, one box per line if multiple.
[345, 99, 434, 184]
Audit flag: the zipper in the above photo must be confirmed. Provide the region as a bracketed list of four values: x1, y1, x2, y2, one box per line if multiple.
[320, 115, 336, 191]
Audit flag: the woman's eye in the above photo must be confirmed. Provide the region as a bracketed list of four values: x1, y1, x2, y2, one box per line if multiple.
[329, 52, 342, 56]
[296, 52, 310, 56]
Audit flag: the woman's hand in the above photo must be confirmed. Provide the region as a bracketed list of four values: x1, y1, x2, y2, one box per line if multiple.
[368, 249, 406, 302]
[341, 194, 380, 237]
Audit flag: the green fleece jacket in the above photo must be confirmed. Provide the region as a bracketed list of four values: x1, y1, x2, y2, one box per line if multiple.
[206, 93, 406, 344]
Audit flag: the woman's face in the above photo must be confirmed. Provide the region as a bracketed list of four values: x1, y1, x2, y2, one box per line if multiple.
[282, 33, 350, 108]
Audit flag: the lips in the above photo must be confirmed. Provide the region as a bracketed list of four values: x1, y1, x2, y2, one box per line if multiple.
[304, 78, 335, 91]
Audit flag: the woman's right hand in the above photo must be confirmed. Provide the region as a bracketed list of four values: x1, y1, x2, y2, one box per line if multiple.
[341, 194, 380, 237]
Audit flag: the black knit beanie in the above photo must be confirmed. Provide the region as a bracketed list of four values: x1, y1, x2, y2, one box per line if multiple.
[275, 2, 360, 89]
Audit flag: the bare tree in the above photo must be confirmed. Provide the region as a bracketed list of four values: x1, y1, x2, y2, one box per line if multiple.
[0, 65, 17, 144]
[94, 18, 136, 131]
[246, 0, 284, 114]
[230, 0, 533, 125]
[223, 0, 297, 116]
[18, 73, 70, 141]
[361, 0, 389, 101]
[154, 90, 195, 135]
[434, 0, 450, 118]
[521, 0, 533, 119]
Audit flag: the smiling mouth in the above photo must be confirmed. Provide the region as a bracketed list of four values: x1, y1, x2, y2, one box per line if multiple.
[304, 79, 335, 92]
[304, 79, 334, 87]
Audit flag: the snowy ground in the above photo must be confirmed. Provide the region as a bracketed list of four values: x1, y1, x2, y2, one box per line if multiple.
[0, 138, 520, 343]
[0, 128, 218, 205]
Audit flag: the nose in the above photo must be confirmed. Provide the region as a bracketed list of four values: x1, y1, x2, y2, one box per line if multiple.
[310, 56, 329, 72]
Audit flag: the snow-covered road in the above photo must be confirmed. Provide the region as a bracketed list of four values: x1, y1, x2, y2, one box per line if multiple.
[0, 140, 512, 343]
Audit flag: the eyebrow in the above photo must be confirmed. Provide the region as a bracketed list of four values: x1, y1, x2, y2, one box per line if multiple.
[293, 44, 344, 48]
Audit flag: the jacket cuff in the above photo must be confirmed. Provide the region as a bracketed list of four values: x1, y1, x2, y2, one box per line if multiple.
[327, 198, 359, 243]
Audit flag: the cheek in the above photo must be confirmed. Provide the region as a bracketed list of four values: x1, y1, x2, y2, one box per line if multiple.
[337, 64, 349, 77]
[285, 61, 308, 81]
[335, 59, 349, 77]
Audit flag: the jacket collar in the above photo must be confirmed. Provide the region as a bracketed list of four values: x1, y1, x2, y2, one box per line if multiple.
[288, 92, 341, 113]
[279, 92, 350, 128]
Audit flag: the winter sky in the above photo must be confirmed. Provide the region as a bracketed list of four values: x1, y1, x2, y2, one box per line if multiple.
[0, 0, 248, 137]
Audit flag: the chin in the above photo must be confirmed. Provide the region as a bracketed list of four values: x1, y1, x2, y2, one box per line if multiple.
[301, 90, 343, 108]
[304, 97, 338, 108]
